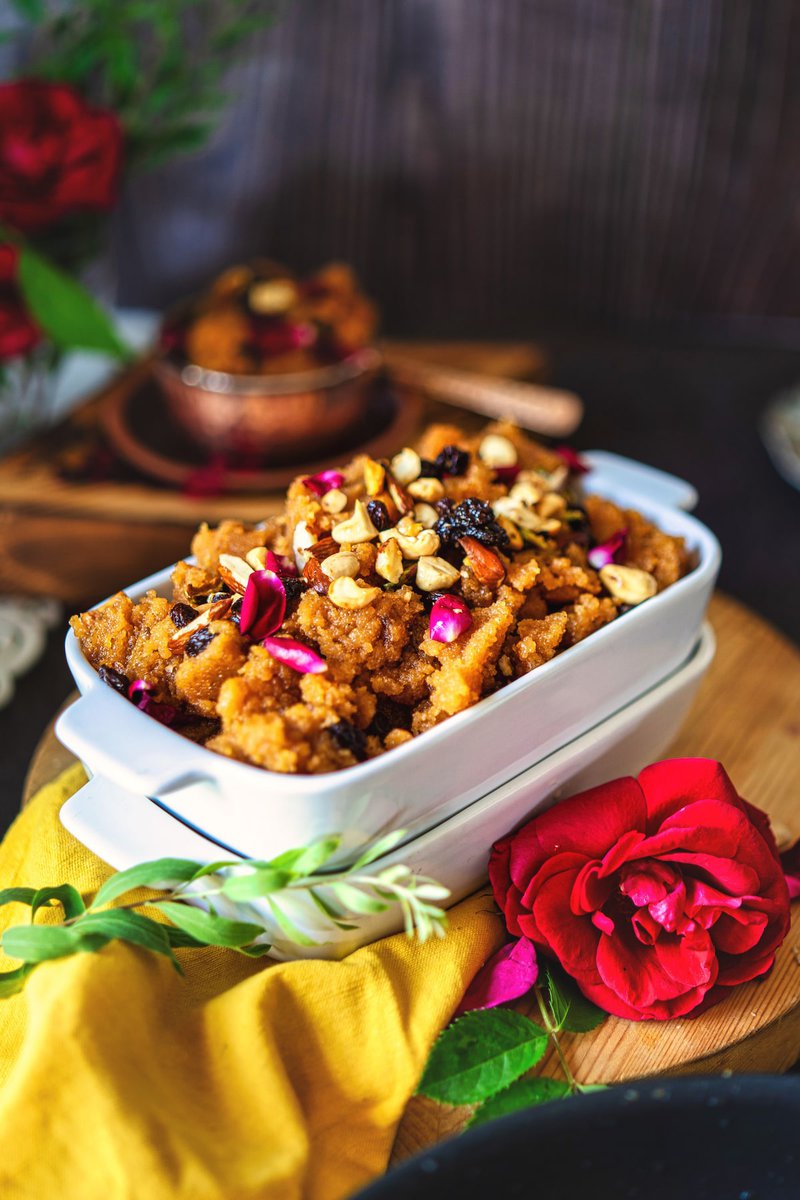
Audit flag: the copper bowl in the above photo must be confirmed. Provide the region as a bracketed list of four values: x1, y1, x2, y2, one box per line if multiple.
[152, 346, 382, 463]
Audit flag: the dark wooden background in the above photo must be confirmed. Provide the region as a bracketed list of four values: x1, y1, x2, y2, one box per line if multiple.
[106, 0, 800, 338]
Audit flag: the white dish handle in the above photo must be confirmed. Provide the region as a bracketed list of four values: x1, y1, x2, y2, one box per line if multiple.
[55, 687, 208, 799]
[582, 451, 698, 512]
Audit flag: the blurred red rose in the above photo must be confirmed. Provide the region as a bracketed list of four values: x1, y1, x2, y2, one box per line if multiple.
[489, 759, 791, 1021]
[0, 80, 122, 232]
[0, 244, 39, 359]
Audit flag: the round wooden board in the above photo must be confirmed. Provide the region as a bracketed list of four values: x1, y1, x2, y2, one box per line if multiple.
[22, 593, 800, 1161]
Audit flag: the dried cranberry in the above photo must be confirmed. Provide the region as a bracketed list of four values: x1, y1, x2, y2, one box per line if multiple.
[328, 720, 368, 762]
[435, 497, 509, 551]
[283, 576, 308, 606]
[186, 628, 217, 657]
[98, 666, 130, 695]
[170, 602, 199, 628]
[366, 499, 391, 531]
[435, 445, 470, 476]
[369, 697, 412, 741]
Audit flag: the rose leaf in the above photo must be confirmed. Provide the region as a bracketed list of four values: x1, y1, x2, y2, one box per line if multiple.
[544, 961, 607, 1032]
[467, 1077, 571, 1128]
[416, 1009, 548, 1106]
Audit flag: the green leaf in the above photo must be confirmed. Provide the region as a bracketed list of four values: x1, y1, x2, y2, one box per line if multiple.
[0, 963, 34, 998]
[164, 926, 206, 949]
[416, 1010, 548, 1106]
[325, 883, 388, 916]
[264, 898, 319, 948]
[0, 888, 37, 908]
[75, 910, 176, 963]
[350, 830, 407, 870]
[157, 902, 264, 949]
[31, 884, 86, 921]
[544, 963, 606, 1033]
[267, 836, 341, 878]
[93, 859, 202, 909]
[10, 0, 45, 20]
[467, 1077, 572, 1127]
[219, 868, 294, 902]
[3, 923, 82, 964]
[18, 243, 131, 360]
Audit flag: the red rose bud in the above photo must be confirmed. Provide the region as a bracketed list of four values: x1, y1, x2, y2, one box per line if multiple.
[0, 81, 122, 231]
[0, 243, 39, 360]
[261, 635, 327, 674]
[489, 759, 791, 1021]
[555, 444, 589, 475]
[588, 528, 627, 569]
[429, 594, 472, 644]
[240, 570, 287, 641]
[493, 465, 520, 485]
[302, 470, 346, 497]
[127, 679, 177, 726]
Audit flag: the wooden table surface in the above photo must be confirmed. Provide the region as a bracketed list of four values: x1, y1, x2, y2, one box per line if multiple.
[23, 591, 800, 1162]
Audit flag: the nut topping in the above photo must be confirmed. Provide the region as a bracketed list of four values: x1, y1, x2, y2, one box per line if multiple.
[363, 458, 386, 496]
[293, 520, 317, 569]
[375, 538, 403, 584]
[321, 550, 361, 580]
[247, 278, 298, 314]
[459, 535, 506, 584]
[478, 433, 518, 469]
[332, 499, 379, 545]
[414, 502, 439, 529]
[389, 526, 440, 559]
[168, 596, 233, 653]
[327, 576, 382, 609]
[308, 536, 339, 561]
[408, 476, 445, 502]
[218, 554, 253, 594]
[245, 547, 268, 571]
[599, 564, 658, 605]
[386, 470, 414, 517]
[415, 555, 461, 592]
[321, 487, 348, 514]
[390, 447, 422, 486]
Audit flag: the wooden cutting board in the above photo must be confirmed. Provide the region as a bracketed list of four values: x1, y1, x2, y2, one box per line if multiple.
[22, 592, 800, 1163]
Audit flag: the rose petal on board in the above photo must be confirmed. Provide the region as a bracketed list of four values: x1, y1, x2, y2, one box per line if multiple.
[240, 570, 287, 641]
[587, 528, 627, 569]
[302, 469, 346, 496]
[454, 937, 539, 1016]
[429, 594, 472, 644]
[261, 635, 327, 674]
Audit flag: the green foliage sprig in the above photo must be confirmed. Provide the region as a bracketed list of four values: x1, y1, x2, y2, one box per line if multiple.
[5, 0, 284, 170]
[416, 962, 607, 1128]
[0, 832, 449, 997]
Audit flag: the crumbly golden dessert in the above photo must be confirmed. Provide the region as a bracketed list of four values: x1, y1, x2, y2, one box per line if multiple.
[71, 424, 693, 774]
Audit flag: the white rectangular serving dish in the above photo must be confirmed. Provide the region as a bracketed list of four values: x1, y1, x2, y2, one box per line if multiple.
[56, 452, 720, 866]
[61, 623, 715, 961]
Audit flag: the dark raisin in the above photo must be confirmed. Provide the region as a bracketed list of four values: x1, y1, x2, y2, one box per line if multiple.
[418, 458, 442, 480]
[283, 576, 308, 605]
[208, 590, 230, 603]
[369, 697, 412, 741]
[419, 589, 449, 612]
[435, 497, 509, 551]
[328, 720, 368, 762]
[366, 499, 391, 531]
[228, 597, 243, 627]
[98, 665, 130, 695]
[186, 627, 217, 657]
[170, 602, 199, 628]
[435, 498, 454, 517]
[435, 444, 470, 476]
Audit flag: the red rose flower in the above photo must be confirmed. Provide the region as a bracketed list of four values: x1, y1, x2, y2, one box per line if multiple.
[489, 759, 791, 1021]
[0, 243, 39, 360]
[0, 81, 122, 232]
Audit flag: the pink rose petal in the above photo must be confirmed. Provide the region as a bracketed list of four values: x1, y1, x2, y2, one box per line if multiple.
[127, 680, 177, 726]
[455, 937, 539, 1016]
[429, 594, 472, 644]
[261, 635, 327, 674]
[588, 528, 627, 569]
[555, 445, 589, 475]
[302, 469, 345, 497]
[240, 570, 287, 641]
[781, 842, 800, 900]
[493, 464, 520, 485]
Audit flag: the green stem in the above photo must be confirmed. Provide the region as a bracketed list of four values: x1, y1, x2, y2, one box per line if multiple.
[535, 985, 579, 1094]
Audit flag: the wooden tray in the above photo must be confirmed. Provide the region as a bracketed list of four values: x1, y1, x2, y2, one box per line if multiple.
[22, 592, 800, 1163]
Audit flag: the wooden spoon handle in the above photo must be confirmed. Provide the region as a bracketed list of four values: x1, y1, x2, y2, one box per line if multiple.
[382, 351, 583, 436]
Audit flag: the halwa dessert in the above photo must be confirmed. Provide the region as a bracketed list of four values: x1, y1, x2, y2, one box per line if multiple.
[160, 260, 378, 376]
[71, 424, 693, 775]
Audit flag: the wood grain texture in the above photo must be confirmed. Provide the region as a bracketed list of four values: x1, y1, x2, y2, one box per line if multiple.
[24, 593, 800, 1162]
[98, 0, 800, 338]
[392, 592, 800, 1161]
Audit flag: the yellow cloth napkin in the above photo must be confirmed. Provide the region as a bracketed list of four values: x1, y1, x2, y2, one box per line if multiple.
[0, 766, 503, 1200]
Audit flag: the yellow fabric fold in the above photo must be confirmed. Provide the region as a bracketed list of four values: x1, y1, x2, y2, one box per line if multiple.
[0, 768, 503, 1200]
